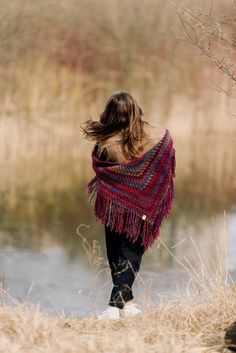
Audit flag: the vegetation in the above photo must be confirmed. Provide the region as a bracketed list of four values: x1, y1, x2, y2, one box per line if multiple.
[0, 225, 235, 353]
[0, 0, 235, 223]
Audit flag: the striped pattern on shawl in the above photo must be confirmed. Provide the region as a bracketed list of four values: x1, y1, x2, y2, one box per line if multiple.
[87, 128, 176, 250]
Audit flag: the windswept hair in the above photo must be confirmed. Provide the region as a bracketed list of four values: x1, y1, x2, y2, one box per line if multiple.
[80, 90, 145, 160]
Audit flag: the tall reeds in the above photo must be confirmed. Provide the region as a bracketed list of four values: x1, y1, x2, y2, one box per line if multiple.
[0, 0, 235, 223]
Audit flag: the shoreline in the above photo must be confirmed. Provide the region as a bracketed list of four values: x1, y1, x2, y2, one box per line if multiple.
[0, 282, 235, 353]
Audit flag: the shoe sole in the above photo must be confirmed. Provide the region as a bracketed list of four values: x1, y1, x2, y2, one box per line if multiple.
[97, 317, 120, 320]
[121, 311, 142, 318]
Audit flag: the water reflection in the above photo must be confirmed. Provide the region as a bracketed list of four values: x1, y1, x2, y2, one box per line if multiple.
[0, 200, 235, 318]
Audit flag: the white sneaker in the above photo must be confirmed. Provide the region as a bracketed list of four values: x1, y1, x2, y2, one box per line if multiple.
[122, 302, 142, 317]
[97, 305, 120, 320]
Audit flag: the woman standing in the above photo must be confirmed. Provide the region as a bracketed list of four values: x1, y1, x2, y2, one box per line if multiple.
[81, 90, 176, 320]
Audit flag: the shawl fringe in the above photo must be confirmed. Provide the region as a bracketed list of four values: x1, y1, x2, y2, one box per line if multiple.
[87, 175, 175, 250]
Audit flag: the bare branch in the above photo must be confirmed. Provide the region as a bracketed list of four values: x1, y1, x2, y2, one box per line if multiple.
[164, 0, 236, 84]
[165, 0, 236, 46]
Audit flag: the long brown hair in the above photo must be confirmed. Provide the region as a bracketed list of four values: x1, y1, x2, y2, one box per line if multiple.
[80, 90, 145, 160]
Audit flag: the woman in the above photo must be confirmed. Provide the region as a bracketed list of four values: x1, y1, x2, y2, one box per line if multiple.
[81, 90, 176, 320]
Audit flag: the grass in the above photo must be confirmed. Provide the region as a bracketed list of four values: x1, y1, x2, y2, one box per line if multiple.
[0, 285, 234, 353]
[0, 216, 235, 353]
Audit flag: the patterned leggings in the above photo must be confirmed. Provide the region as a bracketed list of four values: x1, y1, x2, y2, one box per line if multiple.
[104, 223, 146, 309]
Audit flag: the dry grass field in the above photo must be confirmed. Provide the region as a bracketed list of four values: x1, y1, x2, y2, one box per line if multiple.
[0, 262, 235, 353]
[0, 219, 234, 353]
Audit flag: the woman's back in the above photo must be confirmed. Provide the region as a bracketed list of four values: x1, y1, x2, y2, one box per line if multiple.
[98, 121, 166, 163]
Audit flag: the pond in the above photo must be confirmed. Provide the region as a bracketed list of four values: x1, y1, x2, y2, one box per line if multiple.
[0, 199, 235, 318]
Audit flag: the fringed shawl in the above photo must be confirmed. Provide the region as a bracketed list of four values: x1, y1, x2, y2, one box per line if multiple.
[87, 128, 176, 250]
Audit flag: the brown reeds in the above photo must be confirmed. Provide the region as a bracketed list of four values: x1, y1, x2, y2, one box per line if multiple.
[0, 0, 235, 221]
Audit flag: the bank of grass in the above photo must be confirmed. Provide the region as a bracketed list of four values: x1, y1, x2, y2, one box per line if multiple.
[0, 287, 232, 353]
[0, 221, 234, 353]
[0, 263, 235, 353]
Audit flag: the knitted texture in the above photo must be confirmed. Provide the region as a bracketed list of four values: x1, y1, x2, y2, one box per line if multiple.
[87, 128, 176, 250]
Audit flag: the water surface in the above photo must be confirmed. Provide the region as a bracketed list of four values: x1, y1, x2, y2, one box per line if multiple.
[0, 202, 235, 318]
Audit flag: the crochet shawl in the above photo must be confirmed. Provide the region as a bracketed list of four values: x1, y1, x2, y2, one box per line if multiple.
[87, 128, 176, 250]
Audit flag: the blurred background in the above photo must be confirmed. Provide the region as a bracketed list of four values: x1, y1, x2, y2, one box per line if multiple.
[0, 0, 235, 317]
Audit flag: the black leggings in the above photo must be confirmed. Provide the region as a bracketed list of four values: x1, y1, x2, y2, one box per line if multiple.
[104, 223, 146, 309]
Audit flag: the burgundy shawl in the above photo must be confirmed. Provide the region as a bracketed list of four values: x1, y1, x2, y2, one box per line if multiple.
[87, 128, 176, 250]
